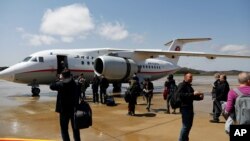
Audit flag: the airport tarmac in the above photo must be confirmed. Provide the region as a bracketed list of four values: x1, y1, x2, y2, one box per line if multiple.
[0, 75, 239, 141]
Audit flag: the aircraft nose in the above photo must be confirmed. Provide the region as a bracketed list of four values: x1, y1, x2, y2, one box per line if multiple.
[0, 69, 15, 82]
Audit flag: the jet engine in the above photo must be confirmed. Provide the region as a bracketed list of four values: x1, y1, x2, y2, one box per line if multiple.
[94, 56, 138, 81]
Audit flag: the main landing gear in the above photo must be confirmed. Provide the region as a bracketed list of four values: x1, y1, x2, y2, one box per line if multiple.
[112, 83, 122, 93]
[31, 87, 40, 97]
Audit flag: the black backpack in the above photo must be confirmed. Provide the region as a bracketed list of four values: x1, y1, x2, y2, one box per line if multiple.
[170, 85, 181, 109]
[168, 83, 177, 96]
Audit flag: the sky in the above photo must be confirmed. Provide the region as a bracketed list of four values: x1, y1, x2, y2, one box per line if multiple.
[0, 0, 250, 71]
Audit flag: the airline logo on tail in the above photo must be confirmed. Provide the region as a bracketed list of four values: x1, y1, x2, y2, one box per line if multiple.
[175, 46, 181, 51]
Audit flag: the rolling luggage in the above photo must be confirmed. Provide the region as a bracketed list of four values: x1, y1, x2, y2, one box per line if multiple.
[74, 101, 92, 129]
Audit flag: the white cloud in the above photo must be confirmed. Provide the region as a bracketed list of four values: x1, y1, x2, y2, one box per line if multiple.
[17, 27, 58, 46]
[40, 4, 94, 37]
[61, 36, 74, 43]
[22, 33, 57, 46]
[220, 45, 250, 55]
[98, 22, 128, 40]
[17, 4, 143, 46]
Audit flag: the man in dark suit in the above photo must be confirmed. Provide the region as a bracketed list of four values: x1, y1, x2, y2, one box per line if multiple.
[50, 69, 81, 141]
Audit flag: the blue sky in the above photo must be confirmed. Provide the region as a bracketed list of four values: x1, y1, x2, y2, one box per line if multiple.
[0, 0, 250, 71]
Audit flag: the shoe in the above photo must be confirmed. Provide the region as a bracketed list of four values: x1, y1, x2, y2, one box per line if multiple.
[209, 119, 219, 123]
[127, 112, 132, 116]
[165, 111, 170, 114]
[166, 109, 170, 114]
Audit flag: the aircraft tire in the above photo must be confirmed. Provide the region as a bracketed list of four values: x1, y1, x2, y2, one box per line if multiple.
[113, 83, 121, 93]
[32, 88, 40, 97]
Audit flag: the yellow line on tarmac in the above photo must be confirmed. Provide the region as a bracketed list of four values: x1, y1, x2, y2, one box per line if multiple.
[0, 138, 55, 141]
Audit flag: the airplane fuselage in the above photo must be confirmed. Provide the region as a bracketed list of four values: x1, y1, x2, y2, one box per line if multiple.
[0, 48, 179, 85]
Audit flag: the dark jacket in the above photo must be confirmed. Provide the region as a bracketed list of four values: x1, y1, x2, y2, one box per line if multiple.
[92, 76, 100, 90]
[211, 79, 220, 98]
[176, 81, 201, 108]
[215, 81, 230, 101]
[100, 77, 109, 90]
[128, 82, 140, 104]
[50, 77, 80, 114]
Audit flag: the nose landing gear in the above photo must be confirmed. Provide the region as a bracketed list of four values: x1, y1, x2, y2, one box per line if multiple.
[29, 79, 40, 97]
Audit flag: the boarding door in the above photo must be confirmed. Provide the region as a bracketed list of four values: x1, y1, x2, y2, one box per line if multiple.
[57, 55, 68, 74]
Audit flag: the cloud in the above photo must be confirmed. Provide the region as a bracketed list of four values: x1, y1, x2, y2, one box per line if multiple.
[40, 4, 94, 37]
[17, 27, 58, 46]
[220, 44, 250, 55]
[98, 22, 128, 40]
[61, 36, 74, 43]
[22, 33, 58, 46]
[17, 3, 144, 46]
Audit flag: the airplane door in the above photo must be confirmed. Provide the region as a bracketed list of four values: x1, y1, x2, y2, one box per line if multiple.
[57, 55, 68, 74]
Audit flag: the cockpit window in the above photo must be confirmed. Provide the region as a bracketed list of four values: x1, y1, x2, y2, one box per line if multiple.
[23, 56, 32, 62]
[31, 57, 38, 62]
[38, 57, 44, 62]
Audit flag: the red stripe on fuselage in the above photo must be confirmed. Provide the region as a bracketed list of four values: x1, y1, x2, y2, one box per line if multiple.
[22, 69, 94, 74]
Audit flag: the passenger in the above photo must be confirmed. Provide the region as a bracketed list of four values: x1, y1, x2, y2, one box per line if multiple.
[177, 72, 204, 141]
[78, 73, 89, 100]
[132, 73, 139, 82]
[132, 73, 141, 104]
[223, 72, 250, 133]
[92, 75, 100, 103]
[127, 79, 139, 116]
[143, 78, 154, 112]
[210, 73, 220, 115]
[60, 61, 67, 73]
[210, 74, 230, 123]
[164, 74, 177, 114]
[99, 75, 109, 104]
[50, 69, 81, 141]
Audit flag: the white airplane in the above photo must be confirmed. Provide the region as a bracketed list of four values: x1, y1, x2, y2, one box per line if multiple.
[0, 38, 249, 96]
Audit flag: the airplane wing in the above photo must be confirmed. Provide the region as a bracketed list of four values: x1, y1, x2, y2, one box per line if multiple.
[132, 50, 250, 60]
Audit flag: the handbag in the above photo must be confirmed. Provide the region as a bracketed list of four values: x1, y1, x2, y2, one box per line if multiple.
[74, 101, 92, 129]
[163, 87, 168, 100]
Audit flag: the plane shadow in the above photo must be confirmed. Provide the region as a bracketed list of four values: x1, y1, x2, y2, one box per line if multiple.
[151, 108, 167, 113]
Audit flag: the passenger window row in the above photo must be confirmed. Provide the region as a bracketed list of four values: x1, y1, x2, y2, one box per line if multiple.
[81, 61, 94, 66]
[75, 55, 94, 60]
[139, 65, 161, 69]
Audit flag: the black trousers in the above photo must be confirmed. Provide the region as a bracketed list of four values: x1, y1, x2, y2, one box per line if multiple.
[128, 96, 136, 114]
[213, 99, 223, 120]
[60, 113, 80, 141]
[93, 88, 99, 103]
[100, 89, 107, 104]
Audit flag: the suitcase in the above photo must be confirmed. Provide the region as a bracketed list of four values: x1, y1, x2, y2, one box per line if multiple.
[106, 95, 116, 106]
[74, 101, 92, 129]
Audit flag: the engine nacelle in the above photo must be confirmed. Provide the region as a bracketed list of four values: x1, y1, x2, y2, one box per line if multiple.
[94, 56, 138, 81]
